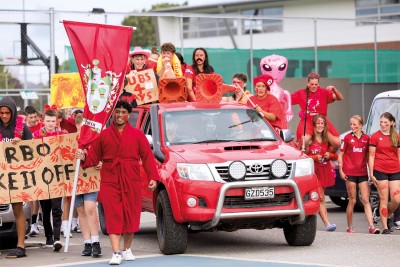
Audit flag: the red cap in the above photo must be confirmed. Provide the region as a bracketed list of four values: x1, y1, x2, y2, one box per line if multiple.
[253, 74, 273, 90]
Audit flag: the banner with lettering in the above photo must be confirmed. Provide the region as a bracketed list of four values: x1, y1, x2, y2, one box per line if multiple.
[0, 133, 100, 204]
[125, 69, 158, 105]
[50, 73, 85, 109]
[63, 20, 133, 148]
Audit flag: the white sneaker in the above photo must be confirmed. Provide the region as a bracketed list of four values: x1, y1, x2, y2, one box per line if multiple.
[28, 224, 39, 236]
[109, 252, 122, 265]
[61, 230, 73, 238]
[121, 248, 135, 261]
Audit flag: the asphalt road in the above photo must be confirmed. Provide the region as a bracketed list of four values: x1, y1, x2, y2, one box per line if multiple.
[0, 201, 399, 267]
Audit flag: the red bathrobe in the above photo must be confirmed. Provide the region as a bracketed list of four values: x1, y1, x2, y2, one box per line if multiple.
[82, 122, 160, 234]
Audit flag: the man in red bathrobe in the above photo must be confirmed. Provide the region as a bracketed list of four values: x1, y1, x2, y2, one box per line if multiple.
[76, 100, 160, 265]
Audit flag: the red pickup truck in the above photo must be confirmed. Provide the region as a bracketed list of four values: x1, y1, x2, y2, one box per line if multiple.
[99, 102, 320, 255]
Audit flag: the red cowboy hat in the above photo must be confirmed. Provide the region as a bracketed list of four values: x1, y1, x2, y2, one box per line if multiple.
[129, 46, 151, 58]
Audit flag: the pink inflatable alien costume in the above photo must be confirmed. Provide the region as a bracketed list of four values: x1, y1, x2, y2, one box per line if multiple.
[260, 54, 293, 129]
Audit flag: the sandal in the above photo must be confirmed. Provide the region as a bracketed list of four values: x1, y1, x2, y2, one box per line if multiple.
[6, 247, 26, 258]
[325, 224, 336, 232]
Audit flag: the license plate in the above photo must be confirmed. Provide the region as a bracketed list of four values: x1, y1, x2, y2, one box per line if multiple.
[245, 187, 275, 200]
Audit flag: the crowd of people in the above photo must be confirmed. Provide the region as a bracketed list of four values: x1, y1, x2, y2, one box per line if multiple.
[1, 43, 400, 265]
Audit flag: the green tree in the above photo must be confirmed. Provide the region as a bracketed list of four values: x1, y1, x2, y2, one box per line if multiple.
[122, 2, 187, 47]
[0, 63, 21, 89]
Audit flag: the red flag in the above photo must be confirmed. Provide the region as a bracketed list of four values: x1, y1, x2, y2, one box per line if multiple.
[63, 20, 133, 148]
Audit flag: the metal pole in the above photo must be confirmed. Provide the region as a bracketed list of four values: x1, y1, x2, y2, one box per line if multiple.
[314, 18, 318, 74]
[374, 22, 378, 83]
[250, 15, 254, 93]
[23, 0, 28, 107]
[179, 15, 184, 55]
[50, 8, 55, 77]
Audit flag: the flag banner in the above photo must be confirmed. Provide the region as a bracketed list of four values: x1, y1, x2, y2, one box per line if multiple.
[63, 20, 133, 148]
[50, 73, 85, 109]
[125, 69, 159, 105]
[0, 133, 100, 204]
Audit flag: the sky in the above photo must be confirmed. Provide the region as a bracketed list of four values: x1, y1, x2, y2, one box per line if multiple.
[0, 0, 232, 85]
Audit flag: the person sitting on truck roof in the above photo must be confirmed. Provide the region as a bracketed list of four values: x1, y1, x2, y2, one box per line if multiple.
[247, 74, 284, 131]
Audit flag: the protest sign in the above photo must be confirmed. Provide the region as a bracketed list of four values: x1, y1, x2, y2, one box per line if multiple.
[0, 133, 100, 204]
[50, 73, 85, 109]
[125, 69, 158, 105]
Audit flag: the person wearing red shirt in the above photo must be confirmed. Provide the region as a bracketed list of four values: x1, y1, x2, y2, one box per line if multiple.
[369, 112, 400, 235]
[76, 101, 160, 265]
[33, 109, 68, 252]
[291, 72, 343, 151]
[247, 74, 284, 131]
[338, 115, 380, 234]
[24, 105, 43, 237]
[184, 48, 214, 102]
[307, 115, 337, 232]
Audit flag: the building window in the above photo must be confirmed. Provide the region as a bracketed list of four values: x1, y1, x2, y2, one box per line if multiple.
[242, 7, 283, 34]
[355, 0, 400, 24]
[182, 16, 237, 39]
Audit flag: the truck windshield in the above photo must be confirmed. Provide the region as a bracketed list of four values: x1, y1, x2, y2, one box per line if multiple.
[163, 108, 278, 145]
[365, 97, 400, 135]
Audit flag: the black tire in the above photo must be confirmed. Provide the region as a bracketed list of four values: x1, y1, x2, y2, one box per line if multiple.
[283, 215, 317, 246]
[97, 202, 108, 235]
[329, 196, 348, 209]
[156, 190, 187, 255]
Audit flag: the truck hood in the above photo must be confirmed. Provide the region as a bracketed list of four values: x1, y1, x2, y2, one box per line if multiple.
[167, 141, 304, 163]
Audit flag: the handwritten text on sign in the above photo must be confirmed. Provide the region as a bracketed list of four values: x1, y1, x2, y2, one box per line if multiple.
[124, 69, 158, 105]
[0, 133, 100, 204]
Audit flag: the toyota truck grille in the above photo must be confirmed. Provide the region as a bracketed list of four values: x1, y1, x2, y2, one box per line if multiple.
[215, 163, 292, 182]
[223, 193, 294, 208]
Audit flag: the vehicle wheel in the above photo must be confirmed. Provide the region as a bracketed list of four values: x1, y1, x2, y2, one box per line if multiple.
[97, 203, 108, 235]
[156, 190, 187, 255]
[354, 189, 379, 212]
[283, 215, 317, 246]
[329, 196, 348, 209]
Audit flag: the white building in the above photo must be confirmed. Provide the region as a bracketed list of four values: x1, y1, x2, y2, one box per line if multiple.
[154, 0, 400, 50]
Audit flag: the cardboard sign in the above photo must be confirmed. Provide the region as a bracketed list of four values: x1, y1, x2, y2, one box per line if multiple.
[50, 73, 86, 109]
[0, 133, 100, 204]
[124, 69, 158, 105]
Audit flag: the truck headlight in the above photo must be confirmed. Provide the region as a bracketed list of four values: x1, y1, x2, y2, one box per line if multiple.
[177, 163, 215, 181]
[294, 158, 314, 177]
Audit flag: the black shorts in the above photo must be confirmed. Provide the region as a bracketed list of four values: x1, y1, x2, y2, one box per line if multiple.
[347, 175, 368, 184]
[373, 170, 400, 181]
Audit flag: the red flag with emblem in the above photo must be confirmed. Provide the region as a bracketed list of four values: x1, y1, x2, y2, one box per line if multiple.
[63, 20, 133, 148]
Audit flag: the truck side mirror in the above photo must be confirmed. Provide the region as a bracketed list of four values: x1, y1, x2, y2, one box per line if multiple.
[280, 129, 294, 143]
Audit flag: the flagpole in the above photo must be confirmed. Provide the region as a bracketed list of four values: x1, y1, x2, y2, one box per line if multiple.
[64, 158, 81, 252]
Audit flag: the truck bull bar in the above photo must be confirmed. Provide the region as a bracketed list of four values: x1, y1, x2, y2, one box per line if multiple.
[198, 179, 305, 230]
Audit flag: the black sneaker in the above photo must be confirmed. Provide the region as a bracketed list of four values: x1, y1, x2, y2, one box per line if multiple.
[91, 242, 102, 257]
[72, 225, 82, 233]
[53, 240, 62, 252]
[46, 236, 54, 247]
[382, 229, 391, 235]
[82, 243, 92, 256]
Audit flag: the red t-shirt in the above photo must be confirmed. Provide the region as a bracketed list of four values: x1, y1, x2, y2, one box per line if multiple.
[247, 94, 284, 129]
[28, 122, 44, 135]
[340, 132, 369, 176]
[369, 131, 400, 173]
[291, 87, 334, 118]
